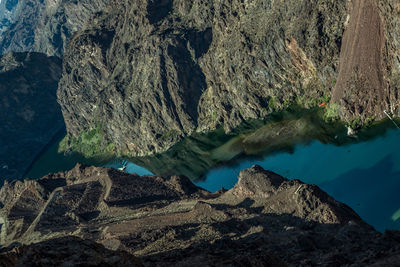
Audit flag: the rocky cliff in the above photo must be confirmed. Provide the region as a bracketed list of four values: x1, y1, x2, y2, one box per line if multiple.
[0, 164, 399, 266]
[0, 0, 109, 57]
[0, 52, 62, 181]
[57, 0, 400, 158]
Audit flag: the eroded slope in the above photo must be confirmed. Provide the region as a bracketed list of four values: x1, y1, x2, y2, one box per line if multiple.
[332, 0, 400, 123]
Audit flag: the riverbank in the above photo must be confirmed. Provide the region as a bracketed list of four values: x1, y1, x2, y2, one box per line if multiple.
[23, 107, 400, 231]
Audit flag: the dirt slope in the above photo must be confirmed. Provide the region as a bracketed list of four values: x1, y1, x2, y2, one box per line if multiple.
[333, 0, 390, 122]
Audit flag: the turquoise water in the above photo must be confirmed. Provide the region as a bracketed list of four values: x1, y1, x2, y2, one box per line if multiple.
[195, 128, 400, 232]
[104, 159, 154, 176]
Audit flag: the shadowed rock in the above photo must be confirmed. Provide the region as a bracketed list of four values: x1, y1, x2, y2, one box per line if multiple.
[0, 236, 142, 267]
[0, 52, 63, 181]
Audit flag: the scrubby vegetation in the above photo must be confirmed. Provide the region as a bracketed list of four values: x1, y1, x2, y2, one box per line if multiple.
[324, 103, 340, 121]
[58, 124, 115, 158]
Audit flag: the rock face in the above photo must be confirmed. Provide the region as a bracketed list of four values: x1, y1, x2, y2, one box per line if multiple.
[0, 52, 62, 181]
[1, 164, 399, 265]
[58, 0, 400, 157]
[0, 0, 109, 57]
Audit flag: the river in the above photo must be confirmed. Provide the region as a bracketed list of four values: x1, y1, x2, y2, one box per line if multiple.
[24, 114, 400, 232]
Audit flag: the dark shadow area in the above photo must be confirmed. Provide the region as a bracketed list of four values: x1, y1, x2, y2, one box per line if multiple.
[0, 52, 64, 183]
[187, 27, 213, 59]
[167, 38, 206, 122]
[212, 198, 263, 215]
[5, 0, 18, 11]
[320, 155, 400, 232]
[89, 29, 115, 59]
[0, 236, 140, 266]
[37, 177, 67, 193]
[22, 128, 66, 179]
[78, 211, 101, 221]
[147, 0, 173, 25]
[105, 195, 177, 208]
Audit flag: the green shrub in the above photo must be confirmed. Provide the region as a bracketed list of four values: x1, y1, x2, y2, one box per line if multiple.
[324, 103, 340, 121]
[268, 96, 278, 111]
[58, 124, 115, 158]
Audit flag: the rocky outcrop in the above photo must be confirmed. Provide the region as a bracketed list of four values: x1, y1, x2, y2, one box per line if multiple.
[1, 164, 399, 265]
[0, 0, 43, 55]
[0, 52, 62, 181]
[0, 0, 109, 57]
[0, 236, 142, 267]
[58, 0, 400, 158]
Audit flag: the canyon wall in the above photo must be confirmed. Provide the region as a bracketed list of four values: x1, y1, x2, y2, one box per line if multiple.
[58, 0, 400, 157]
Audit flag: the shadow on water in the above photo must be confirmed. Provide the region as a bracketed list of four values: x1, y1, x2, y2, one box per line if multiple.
[320, 155, 400, 232]
[23, 134, 114, 180]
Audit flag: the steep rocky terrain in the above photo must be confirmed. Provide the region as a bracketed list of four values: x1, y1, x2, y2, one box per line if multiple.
[58, 0, 400, 158]
[0, 0, 109, 57]
[0, 164, 400, 266]
[0, 52, 63, 181]
[332, 0, 400, 123]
